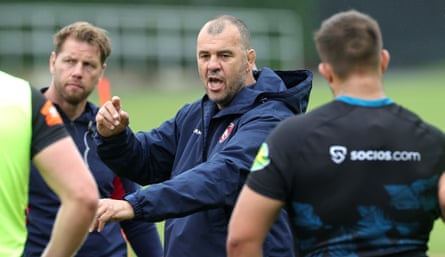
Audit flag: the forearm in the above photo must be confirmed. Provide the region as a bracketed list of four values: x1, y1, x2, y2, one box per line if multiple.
[42, 200, 97, 257]
[226, 241, 263, 257]
[96, 129, 171, 185]
[95, 129, 135, 173]
[439, 172, 445, 221]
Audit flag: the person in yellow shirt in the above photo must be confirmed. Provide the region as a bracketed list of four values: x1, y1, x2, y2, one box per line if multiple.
[0, 69, 98, 257]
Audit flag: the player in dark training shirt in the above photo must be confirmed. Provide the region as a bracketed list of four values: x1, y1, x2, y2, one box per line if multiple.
[227, 10, 445, 257]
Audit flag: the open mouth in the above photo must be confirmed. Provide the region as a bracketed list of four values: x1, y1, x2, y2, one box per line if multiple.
[207, 76, 224, 91]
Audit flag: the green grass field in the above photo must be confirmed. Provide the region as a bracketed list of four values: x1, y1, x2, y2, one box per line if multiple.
[95, 67, 445, 256]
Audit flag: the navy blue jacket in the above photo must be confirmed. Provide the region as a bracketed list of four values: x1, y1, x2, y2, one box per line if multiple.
[96, 68, 313, 257]
[25, 92, 163, 257]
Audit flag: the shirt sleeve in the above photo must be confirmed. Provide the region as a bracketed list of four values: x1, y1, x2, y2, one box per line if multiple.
[30, 87, 68, 158]
[246, 147, 290, 201]
[246, 122, 295, 202]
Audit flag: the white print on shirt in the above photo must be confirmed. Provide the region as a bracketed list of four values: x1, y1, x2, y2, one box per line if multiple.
[330, 145, 347, 164]
[329, 145, 421, 164]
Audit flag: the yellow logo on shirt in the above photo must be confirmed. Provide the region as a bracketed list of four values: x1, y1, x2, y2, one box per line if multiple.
[250, 142, 270, 172]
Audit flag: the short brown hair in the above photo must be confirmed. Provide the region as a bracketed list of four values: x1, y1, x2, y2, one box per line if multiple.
[53, 21, 111, 64]
[314, 10, 383, 79]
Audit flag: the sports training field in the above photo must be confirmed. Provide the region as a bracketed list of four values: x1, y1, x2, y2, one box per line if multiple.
[96, 66, 444, 256]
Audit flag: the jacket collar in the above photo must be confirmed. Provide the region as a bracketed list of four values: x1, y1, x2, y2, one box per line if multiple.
[203, 67, 312, 118]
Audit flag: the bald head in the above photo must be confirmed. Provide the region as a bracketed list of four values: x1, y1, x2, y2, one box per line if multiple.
[199, 15, 251, 51]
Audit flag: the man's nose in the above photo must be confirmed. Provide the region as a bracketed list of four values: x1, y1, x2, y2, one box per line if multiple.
[207, 55, 221, 70]
[71, 63, 84, 77]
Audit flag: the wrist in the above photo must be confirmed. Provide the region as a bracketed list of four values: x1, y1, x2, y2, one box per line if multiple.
[123, 193, 137, 219]
[121, 200, 135, 219]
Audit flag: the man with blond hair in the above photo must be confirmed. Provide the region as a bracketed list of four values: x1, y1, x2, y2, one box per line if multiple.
[24, 22, 162, 257]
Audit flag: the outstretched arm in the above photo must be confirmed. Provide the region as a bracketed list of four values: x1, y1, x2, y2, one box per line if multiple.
[96, 108, 287, 216]
[226, 185, 284, 257]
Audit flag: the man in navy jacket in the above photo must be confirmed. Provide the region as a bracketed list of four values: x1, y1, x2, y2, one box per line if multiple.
[24, 21, 163, 257]
[92, 15, 312, 257]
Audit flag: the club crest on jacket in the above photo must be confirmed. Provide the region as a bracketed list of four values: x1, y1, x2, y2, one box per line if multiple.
[219, 122, 234, 143]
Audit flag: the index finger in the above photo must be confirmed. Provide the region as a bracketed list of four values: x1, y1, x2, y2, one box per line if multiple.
[111, 96, 122, 117]
[100, 101, 121, 125]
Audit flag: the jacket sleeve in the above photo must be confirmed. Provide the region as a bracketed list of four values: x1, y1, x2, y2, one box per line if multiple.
[122, 108, 289, 221]
[116, 177, 164, 257]
[95, 117, 177, 185]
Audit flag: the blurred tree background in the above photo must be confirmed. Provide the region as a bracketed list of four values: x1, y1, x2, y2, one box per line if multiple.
[1, 1, 444, 255]
[0, 0, 444, 88]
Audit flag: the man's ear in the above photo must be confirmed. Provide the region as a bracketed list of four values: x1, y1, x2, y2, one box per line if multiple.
[247, 49, 256, 71]
[318, 62, 334, 83]
[380, 49, 390, 73]
[100, 63, 107, 79]
[49, 51, 56, 74]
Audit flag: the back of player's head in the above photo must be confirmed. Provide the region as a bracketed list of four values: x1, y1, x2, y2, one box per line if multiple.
[53, 21, 111, 64]
[314, 10, 383, 79]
